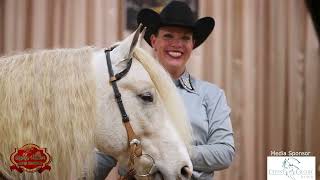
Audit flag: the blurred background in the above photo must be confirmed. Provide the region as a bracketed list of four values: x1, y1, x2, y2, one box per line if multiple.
[1, 0, 319, 179]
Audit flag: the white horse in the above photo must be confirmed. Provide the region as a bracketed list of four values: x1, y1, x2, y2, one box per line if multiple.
[0, 26, 192, 180]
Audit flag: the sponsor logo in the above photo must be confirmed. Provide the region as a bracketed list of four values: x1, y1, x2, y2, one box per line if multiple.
[267, 156, 315, 180]
[10, 144, 51, 173]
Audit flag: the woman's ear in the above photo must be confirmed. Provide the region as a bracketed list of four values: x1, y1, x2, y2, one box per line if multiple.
[150, 34, 157, 48]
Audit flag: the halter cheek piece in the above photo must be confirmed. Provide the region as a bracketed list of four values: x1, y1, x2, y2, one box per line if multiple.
[105, 47, 154, 179]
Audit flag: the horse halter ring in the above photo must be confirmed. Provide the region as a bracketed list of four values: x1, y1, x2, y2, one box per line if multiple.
[132, 153, 156, 177]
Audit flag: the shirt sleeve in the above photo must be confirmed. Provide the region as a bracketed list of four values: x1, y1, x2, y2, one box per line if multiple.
[94, 152, 117, 179]
[190, 89, 235, 173]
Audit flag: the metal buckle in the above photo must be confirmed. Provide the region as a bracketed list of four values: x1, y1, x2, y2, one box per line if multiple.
[130, 138, 141, 146]
[110, 76, 117, 82]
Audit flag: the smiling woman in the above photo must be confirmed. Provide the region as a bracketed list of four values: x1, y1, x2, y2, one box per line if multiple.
[135, 2, 235, 180]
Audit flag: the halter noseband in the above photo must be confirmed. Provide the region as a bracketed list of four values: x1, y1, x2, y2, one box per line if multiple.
[104, 47, 143, 179]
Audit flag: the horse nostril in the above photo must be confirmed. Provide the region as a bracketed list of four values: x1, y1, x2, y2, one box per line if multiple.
[181, 166, 192, 179]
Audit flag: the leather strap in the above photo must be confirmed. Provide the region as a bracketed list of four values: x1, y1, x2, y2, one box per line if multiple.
[105, 48, 142, 180]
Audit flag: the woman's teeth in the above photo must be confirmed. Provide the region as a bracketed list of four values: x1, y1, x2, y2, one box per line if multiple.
[168, 51, 182, 57]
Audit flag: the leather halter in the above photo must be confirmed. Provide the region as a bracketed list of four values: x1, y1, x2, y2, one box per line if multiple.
[104, 48, 143, 179]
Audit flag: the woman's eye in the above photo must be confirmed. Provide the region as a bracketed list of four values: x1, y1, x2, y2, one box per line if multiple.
[182, 36, 192, 41]
[138, 92, 154, 103]
[163, 34, 174, 39]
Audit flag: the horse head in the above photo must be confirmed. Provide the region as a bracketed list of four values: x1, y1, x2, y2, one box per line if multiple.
[92, 25, 193, 179]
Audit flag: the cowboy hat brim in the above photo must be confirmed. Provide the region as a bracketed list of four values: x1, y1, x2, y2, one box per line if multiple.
[137, 8, 215, 49]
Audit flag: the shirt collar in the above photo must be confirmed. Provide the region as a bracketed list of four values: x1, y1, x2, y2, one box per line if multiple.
[174, 71, 197, 94]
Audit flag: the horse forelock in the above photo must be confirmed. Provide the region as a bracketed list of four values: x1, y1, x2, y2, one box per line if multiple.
[0, 47, 97, 179]
[133, 47, 193, 146]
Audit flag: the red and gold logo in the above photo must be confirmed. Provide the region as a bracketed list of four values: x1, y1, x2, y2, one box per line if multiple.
[10, 144, 51, 173]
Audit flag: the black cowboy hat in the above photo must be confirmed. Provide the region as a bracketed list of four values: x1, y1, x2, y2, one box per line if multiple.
[137, 1, 215, 49]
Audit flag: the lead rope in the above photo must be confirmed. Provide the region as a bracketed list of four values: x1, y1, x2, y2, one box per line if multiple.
[104, 48, 142, 180]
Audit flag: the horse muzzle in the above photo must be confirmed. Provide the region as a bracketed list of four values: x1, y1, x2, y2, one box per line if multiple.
[149, 165, 192, 180]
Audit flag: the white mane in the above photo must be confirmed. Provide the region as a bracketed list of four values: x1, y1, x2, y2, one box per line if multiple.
[0, 47, 96, 179]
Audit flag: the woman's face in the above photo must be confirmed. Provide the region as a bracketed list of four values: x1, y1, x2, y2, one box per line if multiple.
[150, 26, 194, 79]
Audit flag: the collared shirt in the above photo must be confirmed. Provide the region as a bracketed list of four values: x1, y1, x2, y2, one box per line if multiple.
[174, 71, 235, 180]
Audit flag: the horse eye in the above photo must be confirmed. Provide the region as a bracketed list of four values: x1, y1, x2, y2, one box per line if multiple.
[138, 92, 154, 103]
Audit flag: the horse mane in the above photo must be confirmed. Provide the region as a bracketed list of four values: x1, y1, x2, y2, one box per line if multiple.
[133, 47, 193, 146]
[0, 47, 96, 179]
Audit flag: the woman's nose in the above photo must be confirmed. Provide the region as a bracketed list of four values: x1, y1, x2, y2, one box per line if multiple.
[170, 39, 184, 47]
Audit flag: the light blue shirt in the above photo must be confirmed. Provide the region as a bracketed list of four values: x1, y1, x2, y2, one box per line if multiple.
[174, 71, 235, 180]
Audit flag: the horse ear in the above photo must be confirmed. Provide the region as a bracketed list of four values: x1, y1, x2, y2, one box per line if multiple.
[112, 24, 142, 62]
[128, 24, 143, 57]
[137, 26, 147, 47]
[109, 24, 142, 72]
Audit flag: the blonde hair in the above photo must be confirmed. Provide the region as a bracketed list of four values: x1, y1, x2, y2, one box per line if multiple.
[133, 47, 192, 145]
[0, 47, 96, 179]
